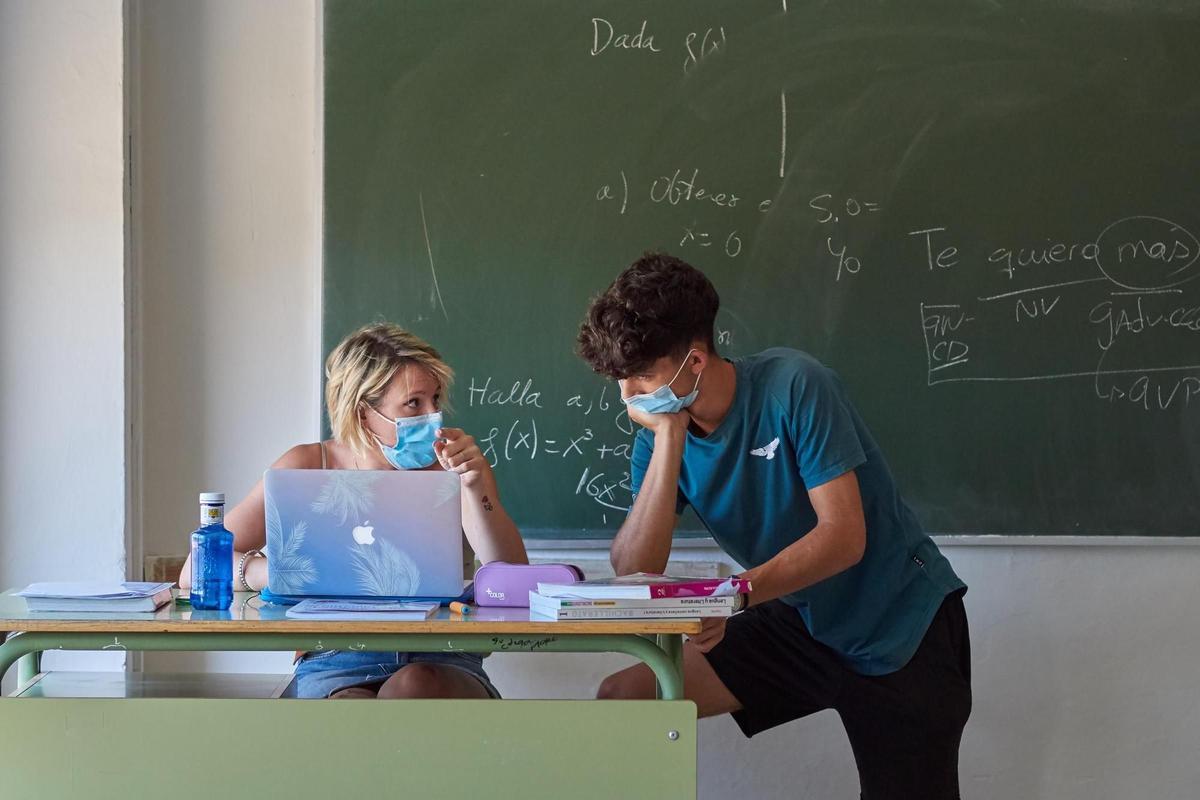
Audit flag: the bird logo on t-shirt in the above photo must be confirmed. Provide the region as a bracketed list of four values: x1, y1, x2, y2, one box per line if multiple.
[749, 437, 780, 460]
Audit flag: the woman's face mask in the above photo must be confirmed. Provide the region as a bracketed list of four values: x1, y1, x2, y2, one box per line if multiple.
[622, 349, 703, 415]
[368, 405, 442, 470]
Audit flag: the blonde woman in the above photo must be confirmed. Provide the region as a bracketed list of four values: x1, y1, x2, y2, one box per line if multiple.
[179, 323, 528, 699]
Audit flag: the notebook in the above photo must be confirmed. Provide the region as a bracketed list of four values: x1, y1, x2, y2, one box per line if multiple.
[263, 468, 464, 600]
[19, 581, 175, 612]
[284, 598, 438, 620]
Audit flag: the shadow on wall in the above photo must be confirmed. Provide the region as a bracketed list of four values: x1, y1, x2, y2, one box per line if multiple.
[137, 0, 216, 577]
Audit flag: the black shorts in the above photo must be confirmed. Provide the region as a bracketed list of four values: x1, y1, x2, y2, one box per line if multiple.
[703, 589, 971, 800]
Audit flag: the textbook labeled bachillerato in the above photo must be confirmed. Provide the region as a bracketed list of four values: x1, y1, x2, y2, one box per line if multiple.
[536, 573, 751, 600]
[529, 592, 740, 620]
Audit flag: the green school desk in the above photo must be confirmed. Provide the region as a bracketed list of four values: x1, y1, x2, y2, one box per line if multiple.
[0, 591, 699, 799]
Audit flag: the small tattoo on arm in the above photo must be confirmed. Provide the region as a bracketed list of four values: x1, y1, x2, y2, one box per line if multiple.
[482, 495, 495, 512]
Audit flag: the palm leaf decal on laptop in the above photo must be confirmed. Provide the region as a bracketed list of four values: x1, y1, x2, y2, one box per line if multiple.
[266, 494, 318, 593]
[348, 538, 421, 596]
[310, 471, 380, 525]
[432, 475, 461, 509]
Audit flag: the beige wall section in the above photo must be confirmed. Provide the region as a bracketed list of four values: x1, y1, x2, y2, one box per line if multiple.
[133, 0, 319, 672]
[0, 0, 128, 687]
[125, 2, 1200, 798]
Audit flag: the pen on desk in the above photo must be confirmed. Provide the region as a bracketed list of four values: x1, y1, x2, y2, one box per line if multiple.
[449, 601, 470, 615]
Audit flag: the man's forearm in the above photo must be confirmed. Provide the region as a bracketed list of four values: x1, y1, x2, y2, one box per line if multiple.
[740, 520, 865, 606]
[611, 431, 685, 575]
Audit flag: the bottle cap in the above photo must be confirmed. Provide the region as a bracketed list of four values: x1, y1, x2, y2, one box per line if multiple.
[199, 492, 225, 504]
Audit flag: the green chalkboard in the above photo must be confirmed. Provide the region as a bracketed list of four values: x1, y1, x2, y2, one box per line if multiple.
[323, 1, 1200, 538]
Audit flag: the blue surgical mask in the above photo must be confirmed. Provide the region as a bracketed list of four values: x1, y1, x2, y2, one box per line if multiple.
[622, 349, 703, 415]
[369, 406, 442, 470]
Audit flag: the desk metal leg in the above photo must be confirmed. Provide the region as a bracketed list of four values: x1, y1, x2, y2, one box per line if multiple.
[16, 652, 40, 687]
[1, 634, 41, 692]
[654, 634, 684, 700]
[0, 630, 688, 701]
[1, 636, 56, 691]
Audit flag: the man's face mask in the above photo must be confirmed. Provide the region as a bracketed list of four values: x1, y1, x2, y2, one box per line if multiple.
[622, 349, 703, 415]
[368, 406, 442, 470]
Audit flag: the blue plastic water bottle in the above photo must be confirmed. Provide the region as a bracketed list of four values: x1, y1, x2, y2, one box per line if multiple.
[190, 492, 233, 610]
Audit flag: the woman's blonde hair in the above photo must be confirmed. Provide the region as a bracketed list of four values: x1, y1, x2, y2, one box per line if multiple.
[324, 322, 454, 457]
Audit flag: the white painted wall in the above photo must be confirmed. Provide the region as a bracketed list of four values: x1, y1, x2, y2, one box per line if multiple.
[128, 3, 1200, 798]
[0, 0, 128, 691]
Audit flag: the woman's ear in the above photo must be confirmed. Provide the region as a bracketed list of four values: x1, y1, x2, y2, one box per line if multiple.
[358, 401, 375, 433]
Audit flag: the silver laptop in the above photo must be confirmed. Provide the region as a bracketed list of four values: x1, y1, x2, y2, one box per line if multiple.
[263, 469, 464, 599]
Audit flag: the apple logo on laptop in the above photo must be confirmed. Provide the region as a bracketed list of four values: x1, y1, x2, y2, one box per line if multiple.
[352, 521, 375, 545]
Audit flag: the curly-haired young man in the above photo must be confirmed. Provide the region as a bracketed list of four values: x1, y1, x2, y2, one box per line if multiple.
[578, 252, 971, 800]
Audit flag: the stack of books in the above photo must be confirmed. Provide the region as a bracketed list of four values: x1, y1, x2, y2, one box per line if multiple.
[529, 573, 751, 620]
[18, 581, 175, 613]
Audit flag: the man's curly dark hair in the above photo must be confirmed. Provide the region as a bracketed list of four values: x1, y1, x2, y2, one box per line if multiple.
[577, 252, 719, 379]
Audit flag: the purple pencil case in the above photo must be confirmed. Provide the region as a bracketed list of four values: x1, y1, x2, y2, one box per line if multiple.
[473, 562, 584, 607]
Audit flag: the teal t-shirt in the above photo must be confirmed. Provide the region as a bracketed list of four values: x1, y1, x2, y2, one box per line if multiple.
[630, 347, 965, 676]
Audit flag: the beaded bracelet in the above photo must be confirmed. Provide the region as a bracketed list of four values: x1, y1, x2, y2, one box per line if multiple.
[237, 549, 265, 592]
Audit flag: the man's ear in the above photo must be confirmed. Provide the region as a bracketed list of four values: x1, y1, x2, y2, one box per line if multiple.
[689, 343, 710, 374]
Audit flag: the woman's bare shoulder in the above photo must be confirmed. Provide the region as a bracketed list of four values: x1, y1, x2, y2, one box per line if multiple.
[271, 442, 326, 470]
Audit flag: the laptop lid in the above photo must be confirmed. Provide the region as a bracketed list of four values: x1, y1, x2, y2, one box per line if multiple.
[263, 468, 464, 599]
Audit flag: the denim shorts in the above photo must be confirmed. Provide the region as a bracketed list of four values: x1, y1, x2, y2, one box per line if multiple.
[293, 650, 501, 699]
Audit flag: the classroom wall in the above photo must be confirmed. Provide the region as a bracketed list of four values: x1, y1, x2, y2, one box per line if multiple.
[0, 0, 128, 691]
[127, 3, 1200, 798]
